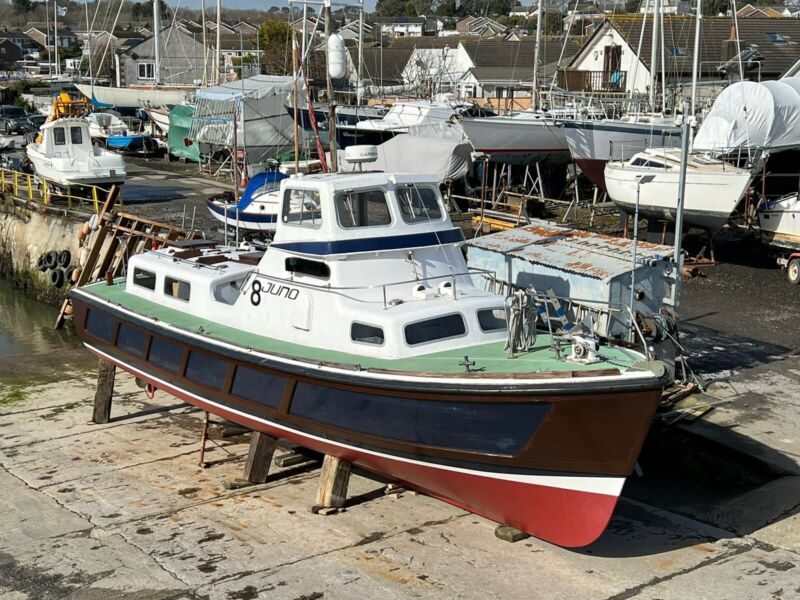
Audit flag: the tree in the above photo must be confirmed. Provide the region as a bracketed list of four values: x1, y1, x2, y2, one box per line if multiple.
[12, 0, 33, 13]
[704, 0, 729, 15]
[258, 20, 292, 76]
[624, 0, 640, 12]
[435, 0, 458, 16]
[404, 2, 418, 16]
[544, 10, 564, 34]
[375, 0, 408, 16]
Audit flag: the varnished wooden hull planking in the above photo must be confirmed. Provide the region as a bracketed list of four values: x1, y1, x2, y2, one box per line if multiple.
[71, 297, 664, 547]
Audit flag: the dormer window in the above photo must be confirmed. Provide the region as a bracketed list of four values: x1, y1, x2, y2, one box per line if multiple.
[335, 189, 391, 228]
[282, 188, 322, 228]
[397, 186, 443, 224]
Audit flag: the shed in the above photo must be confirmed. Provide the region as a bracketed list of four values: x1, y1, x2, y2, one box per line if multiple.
[465, 220, 677, 342]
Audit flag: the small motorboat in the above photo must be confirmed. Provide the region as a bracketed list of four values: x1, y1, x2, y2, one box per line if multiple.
[207, 171, 287, 235]
[106, 133, 148, 151]
[758, 192, 800, 251]
[26, 118, 126, 187]
[143, 106, 171, 136]
[86, 112, 127, 141]
[604, 148, 755, 230]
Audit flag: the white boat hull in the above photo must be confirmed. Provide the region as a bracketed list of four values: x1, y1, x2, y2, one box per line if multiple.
[564, 120, 682, 189]
[759, 194, 800, 250]
[207, 191, 280, 234]
[27, 145, 126, 187]
[76, 84, 192, 109]
[605, 163, 753, 231]
[144, 108, 170, 135]
[460, 116, 569, 166]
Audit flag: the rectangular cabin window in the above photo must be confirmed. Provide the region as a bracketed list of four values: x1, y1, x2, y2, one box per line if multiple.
[116, 323, 146, 357]
[164, 276, 191, 302]
[282, 188, 322, 228]
[289, 382, 551, 455]
[148, 337, 183, 372]
[335, 190, 391, 228]
[396, 187, 443, 224]
[53, 127, 66, 145]
[185, 351, 228, 390]
[477, 308, 507, 332]
[285, 257, 330, 279]
[230, 365, 284, 408]
[133, 268, 156, 290]
[404, 314, 466, 346]
[85, 309, 115, 343]
[70, 126, 83, 145]
[351, 322, 385, 345]
[213, 278, 245, 305]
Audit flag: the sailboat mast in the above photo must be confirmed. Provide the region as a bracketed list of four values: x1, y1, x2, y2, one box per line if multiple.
[649, 0, 659, 112]
[532, 0, 543, 110]
[201, 0, 208, 85]
[660, 7, 666, 113]
[152, 0, 161, 84]
[54, 0, 60, 77]
[357, 0, 364, 106]
[690, 0, 701, 116]
[45, 0, 51, 77]
[84, 0, 93, 90]
[215, 0, 222, 84]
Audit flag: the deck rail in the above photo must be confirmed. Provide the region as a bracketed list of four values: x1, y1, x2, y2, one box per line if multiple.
[0, 167, 120, 214]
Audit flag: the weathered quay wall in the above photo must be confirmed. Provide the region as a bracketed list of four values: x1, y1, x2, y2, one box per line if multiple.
[0, 195, 83, 305]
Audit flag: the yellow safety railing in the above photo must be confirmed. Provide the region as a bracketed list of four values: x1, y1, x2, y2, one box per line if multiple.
[0, 168, 122, 214]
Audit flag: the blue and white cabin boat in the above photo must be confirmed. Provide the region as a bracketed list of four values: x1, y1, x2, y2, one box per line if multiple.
[69, 164, 669, 547]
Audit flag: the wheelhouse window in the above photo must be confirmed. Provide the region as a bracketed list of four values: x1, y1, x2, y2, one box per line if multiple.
[132, 268, 156, 290]
[213, 278, 245, 305]
[148, 337, 183, 372]
[282, 188, 322, 228]
[285, 257, 330, 279]
[138, 61, 155, 80]
[335, 190, 391, 228]
[85, 309, 115, 343]
[70, 126, 83, 145]
[351, 322, 385, 345]
[185, 350, 228, 390]
[477, 308, 507, 332]
[116, 323, 146, 357]
[164, 276, 191, 301]
[53, 127, 66, 145]
[405, 313, 466, 346]
[397, 186, 443, 224]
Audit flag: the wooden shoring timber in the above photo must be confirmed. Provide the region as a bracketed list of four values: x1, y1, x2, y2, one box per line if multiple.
[315, 455, 351, 509]
[243, 432, 279, 483]
[92, 359, 116, 424]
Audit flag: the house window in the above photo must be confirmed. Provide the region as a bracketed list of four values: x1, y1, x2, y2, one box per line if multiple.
[138, 61, 155, 80]
[668, 46, 686, 56]
[766, 32, 787, 42]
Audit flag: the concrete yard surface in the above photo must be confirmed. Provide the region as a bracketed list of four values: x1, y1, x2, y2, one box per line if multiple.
[1, 367, 799, 600]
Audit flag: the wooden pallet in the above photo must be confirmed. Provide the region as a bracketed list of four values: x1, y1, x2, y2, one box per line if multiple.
[55, 186, 198, 329]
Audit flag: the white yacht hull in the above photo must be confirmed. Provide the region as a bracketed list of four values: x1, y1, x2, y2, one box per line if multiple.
[27, 146, 126, 187]
[144, 107, 171, 135]
[460, 117, 569, 166]
[759, 194, 800, 250]
[605, 163, 753, 231]
[564, 120, 682, 189]
[76, 84, 192, 109]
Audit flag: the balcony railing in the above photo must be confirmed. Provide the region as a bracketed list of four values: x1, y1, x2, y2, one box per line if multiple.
[557, 69, 628, 93]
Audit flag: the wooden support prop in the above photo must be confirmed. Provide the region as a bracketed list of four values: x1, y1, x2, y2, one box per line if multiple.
[243, 431, 279, 484]
[315, 455, 351, 509]
[92, 358, 116, 424]
[494, 525, 530, 543]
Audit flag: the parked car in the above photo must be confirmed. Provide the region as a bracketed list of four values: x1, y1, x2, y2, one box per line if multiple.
[0, 105, 29, 134]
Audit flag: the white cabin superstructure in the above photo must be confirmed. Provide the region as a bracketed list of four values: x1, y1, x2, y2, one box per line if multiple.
[26, 118, 126, 187]
[128, 172, 507, 359]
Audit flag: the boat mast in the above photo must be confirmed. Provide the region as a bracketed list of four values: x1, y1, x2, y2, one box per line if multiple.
[45, 0, 51, 77]
[54, 0, 60, 77]
[152, 0, 161, 84]
[649, 0, 659, 112]
[630, 0, 650, 104]
[357, 0, 364, 107]
[532, 0, 543, 110]
[690, 0, 701, 116]
[84, 0, 93, 93]
[215, 0, 222, 84]
[201, 0, 208, 85]
[325, 0, 337, 171]
[659, 7, 666, 113]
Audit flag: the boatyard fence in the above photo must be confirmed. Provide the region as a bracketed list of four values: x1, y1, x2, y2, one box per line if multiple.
[0, 168, 120, 216]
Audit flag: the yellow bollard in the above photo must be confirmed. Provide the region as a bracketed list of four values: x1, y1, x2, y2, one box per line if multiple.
[42, 177, 48, 204]
[92, 186, 99, 213]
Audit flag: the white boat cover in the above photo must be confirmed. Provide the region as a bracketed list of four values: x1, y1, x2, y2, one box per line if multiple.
[338, 126, 472, 183]
[694, 78, 800, 153]
[191, 75, 302, 164]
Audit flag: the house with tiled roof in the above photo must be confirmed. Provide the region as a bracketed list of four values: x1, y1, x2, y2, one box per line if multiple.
[563, 15, 800, 94]
[456, 16, 507, 38]
[736, 4, 793, 18]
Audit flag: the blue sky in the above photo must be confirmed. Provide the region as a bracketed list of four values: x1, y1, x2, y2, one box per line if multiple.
[164, 0, 380, 12]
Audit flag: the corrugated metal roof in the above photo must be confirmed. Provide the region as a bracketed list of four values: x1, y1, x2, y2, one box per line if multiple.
[466, 220, 675, 282]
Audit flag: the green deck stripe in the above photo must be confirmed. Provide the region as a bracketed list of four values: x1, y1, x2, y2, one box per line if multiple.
[81, 281, 641, 375]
